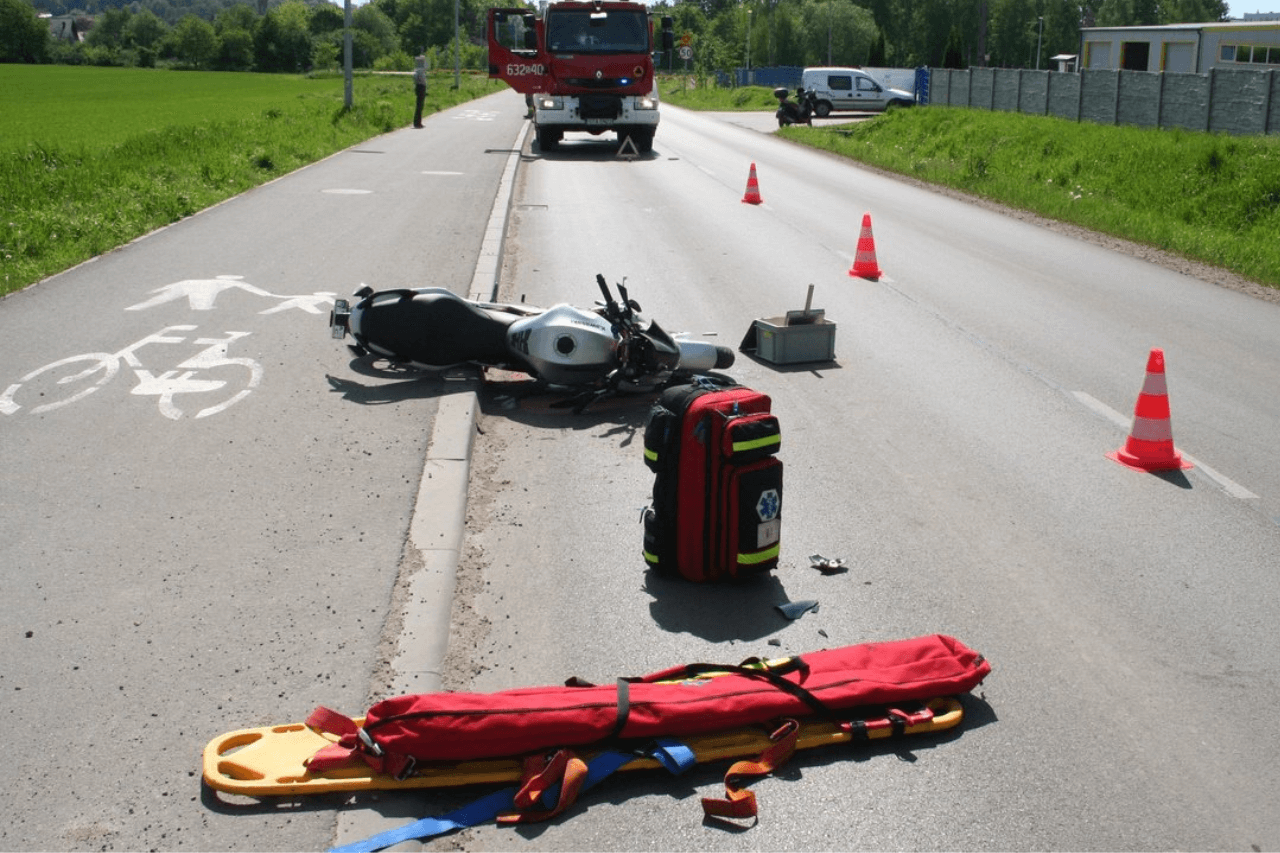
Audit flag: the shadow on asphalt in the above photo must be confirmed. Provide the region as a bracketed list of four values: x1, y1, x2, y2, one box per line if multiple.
[644, 569, 795, 643]
[531, 136, 663, 162]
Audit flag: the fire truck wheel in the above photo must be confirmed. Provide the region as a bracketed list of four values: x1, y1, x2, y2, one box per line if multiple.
[536, 128, 562, 151]
[629, 129, 654, 153]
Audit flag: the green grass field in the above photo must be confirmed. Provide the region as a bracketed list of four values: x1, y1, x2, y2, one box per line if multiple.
[1, 65, 348, 150]
[0, 66, 505, 295]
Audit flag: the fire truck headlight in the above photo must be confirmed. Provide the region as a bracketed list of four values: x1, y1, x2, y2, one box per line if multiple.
[538, 95, 563, 110]
[636, 96, 658, 110]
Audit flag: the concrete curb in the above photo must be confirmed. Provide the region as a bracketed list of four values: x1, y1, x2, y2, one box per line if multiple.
[331, 117, 529, 852]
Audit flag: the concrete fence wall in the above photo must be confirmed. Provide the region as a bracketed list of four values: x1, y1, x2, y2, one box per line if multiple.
[929, 66, 1280, 135]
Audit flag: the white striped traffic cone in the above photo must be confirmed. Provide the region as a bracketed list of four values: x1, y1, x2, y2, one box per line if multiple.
[1107, 348, 1193, 472]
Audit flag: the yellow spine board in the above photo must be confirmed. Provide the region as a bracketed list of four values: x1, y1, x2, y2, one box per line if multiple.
[202, 697, 964, 798]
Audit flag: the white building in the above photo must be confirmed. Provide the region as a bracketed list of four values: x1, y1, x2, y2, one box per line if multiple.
[1080, 20, 1280, 72]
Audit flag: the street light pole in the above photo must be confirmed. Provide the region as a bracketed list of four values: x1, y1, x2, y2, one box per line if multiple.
[343, 0, 352, 109]
[827, 4, 832, 65]
[1036, 15, 1044, 70]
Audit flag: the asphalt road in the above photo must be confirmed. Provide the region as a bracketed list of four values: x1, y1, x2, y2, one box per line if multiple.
[425, 104, 1280, 851]
[5, 92, 1279, 852]
[0, 87, 527, 852]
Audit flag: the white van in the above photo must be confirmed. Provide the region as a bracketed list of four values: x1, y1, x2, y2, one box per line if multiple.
[800, 67, 916, 116]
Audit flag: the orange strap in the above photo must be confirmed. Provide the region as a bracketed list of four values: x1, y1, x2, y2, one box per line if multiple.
[498, 749, 590, 825]
[701, 719, 800, 820]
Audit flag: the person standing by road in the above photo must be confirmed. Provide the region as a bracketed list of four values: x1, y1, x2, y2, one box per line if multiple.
[413, 54, 428, 128]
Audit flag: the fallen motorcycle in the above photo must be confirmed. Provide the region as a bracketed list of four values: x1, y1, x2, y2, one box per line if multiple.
[774, 86, 817, 127]
[329, 274, 735, 407]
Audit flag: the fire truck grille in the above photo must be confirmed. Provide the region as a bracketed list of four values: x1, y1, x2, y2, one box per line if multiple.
[565, 78, 627, 89]
[578, 94, 623, 119]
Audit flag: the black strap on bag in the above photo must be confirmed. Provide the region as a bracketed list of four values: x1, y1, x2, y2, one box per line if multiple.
[651, 658, 834, 720]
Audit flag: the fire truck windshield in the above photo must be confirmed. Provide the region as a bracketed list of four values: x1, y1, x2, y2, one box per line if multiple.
[545, 10, 649, 54]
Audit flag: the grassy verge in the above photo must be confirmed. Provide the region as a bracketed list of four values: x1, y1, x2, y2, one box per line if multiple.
[0, 67, 505, 296]
[661, 81, 1280, 290]
[656, 78, 780, 111]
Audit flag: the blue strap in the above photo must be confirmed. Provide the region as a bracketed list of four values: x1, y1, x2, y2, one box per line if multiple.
[648, 738, 697, 775]
[330, 787, 515, 853]
[330, 739, 696, 853]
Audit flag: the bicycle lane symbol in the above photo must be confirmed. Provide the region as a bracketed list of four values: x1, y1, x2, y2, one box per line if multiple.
[0, 325, 264, 420]
[126, 275, 336, 315]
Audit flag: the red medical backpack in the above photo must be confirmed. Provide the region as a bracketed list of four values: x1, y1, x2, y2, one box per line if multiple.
[642, 381, 782, 581]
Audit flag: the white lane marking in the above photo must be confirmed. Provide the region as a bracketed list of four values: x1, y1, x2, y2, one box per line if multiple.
[1073, 391, 1258, 500]
[322, 188, 372, 194]
[422, 171, 464, 176]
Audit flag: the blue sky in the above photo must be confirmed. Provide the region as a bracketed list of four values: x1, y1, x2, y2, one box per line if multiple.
[1228, 2, 1280, 14]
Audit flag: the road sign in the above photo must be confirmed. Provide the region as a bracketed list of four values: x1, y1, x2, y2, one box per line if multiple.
[678, 45, 693, 60]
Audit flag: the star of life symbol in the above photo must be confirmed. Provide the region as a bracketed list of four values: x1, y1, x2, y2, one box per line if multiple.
[756, 489, 780, 522]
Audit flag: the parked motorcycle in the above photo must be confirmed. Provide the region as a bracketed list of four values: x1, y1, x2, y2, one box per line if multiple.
[329, 274, 735, 408]
[774, 86, 817, 127]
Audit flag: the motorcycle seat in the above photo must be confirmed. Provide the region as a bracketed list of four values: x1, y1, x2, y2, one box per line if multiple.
[357, 289, 516, 367]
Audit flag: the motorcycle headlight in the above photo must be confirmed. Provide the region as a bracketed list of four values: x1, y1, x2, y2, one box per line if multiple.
[538, 95, 564, 110]
[635, 96, 658, 110]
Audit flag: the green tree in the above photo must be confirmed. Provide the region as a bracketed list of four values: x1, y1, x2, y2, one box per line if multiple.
[1, 0, 50, 62]
[355, 3, 398, 56]
[1095, 0, 1160, 27]
[215, 26, 255, 69]
[312, 36, 339, 69]
[943, 26, 964, 67]
[214, 2, 258, 35]
[801, 0, 877, 66]
[1038, 0, 1084, 65]
[126, 9, 168, 50]
[85, 7, 131, 49]
[869, 26, 888, 66]
[1161, 0, 1228, 22]
[309, 2, 344, 36]
[171, 13, 217, 67]
[254, 0, 312, 70]
[987, 0, 1032, 65]
[769, 3, 807, 66]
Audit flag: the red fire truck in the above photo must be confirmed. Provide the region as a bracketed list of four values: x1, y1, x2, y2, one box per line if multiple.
[488, 2, 674, 153]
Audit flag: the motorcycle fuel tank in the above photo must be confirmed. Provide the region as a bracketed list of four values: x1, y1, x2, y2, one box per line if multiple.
[506, 303, 619, 385]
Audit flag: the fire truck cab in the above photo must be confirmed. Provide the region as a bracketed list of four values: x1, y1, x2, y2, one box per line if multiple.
[488, 3, 673, 153]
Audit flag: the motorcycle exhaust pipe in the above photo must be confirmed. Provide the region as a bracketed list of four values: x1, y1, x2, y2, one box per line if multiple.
[679, 340, 736, 372]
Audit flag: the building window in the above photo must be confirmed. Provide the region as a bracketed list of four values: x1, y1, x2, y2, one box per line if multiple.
[1220, 44, 1280, 65]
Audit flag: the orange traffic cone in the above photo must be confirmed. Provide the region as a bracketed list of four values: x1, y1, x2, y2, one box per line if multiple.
[741, 163, 763, 205]
[1107, 348, 1193, 472]
[848, 213, 882, 280]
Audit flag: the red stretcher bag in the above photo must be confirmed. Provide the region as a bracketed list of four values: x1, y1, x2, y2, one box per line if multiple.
[306, 634, 989, 776]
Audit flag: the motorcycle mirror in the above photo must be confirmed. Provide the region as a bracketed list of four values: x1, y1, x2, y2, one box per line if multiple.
[616, 280, 633, 318]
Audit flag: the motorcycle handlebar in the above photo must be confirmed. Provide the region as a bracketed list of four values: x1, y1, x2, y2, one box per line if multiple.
[595, 273, 635, 327]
